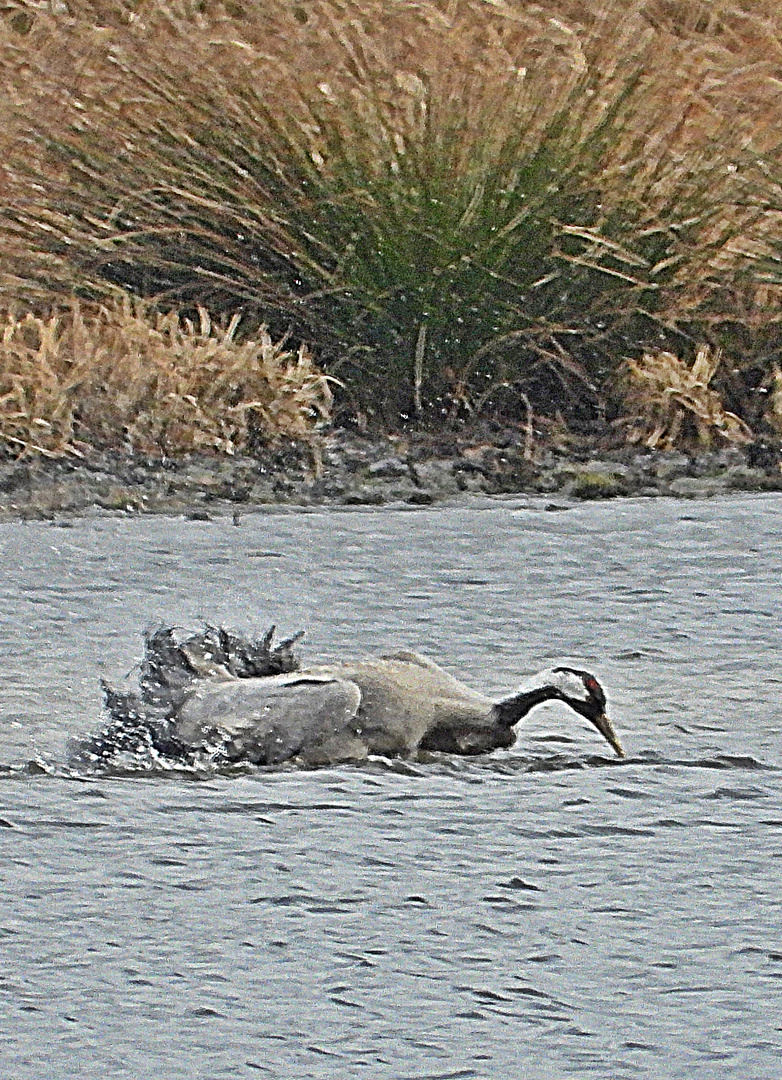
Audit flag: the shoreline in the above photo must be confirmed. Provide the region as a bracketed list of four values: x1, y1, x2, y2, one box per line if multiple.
[1, 428, 781, 521]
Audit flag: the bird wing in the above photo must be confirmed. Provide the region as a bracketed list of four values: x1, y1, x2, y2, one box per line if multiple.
[377, 651, 490, 702]
[175, 673, 363, 765]
[327, 653, 496, 756]
[375, 653, 507, 754]
[378, 649, 444, 668]
[174, 653, 501, 764]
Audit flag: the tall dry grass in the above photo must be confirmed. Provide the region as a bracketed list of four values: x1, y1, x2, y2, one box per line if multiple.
[616, 344, 754, 449]
[0, 296, 332, 459]
[1, 0, 782, 431]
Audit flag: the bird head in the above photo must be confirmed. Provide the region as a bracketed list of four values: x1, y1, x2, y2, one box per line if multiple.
[546, 667, 625, 757]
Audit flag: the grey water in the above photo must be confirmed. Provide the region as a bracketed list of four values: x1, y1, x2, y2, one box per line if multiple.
[0, 494, 780, 1080]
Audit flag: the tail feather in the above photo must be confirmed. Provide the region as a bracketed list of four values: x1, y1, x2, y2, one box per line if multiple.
[71, 623, 306, 770]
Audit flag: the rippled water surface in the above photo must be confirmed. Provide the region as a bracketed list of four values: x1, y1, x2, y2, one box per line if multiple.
[1, 494, 781, 1079]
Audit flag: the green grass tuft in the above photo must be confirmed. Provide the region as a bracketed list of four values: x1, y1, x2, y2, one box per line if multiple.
[1, 0, 782, 432]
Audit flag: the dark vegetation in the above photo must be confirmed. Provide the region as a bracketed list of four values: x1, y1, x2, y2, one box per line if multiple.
[1, 0, 782, 460]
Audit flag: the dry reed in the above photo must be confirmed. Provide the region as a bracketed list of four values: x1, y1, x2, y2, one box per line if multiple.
[0, 297, 332, 459]
[1, 0, 782, 429]
[617, 345, 754, 449]
[768, 366, 782, 435]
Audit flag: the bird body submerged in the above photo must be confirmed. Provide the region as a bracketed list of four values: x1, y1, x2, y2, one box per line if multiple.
[82, 625, 624, 769]
[176, 651, 509, 765]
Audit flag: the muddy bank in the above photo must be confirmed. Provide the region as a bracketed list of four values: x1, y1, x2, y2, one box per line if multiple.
[1, 428, 781, 520]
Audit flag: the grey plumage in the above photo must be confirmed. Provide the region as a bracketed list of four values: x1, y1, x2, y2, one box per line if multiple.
[81, 625, 624, 769]
[176, 650, 512, 765]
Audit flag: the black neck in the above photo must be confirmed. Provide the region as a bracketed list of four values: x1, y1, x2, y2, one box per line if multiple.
[493, 686, 561, 729]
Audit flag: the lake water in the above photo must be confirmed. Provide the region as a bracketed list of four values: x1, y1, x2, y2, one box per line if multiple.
[1, 494, 780, 1079]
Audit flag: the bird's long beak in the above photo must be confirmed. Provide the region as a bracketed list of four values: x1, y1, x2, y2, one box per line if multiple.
[592, 713, 625, 758]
